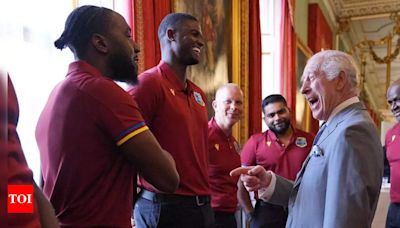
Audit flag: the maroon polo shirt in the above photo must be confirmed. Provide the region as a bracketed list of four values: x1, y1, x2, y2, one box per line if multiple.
[208, 118, 240, 213]
[127, 61, 210, 196]
[7, 76, 41, 228]
[36, 61, 148, 227]
[386, 123, 400, 203]
[241, 128, 314, 181]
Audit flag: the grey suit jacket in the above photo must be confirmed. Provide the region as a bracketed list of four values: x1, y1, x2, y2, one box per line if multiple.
[267, 102, 383, 228]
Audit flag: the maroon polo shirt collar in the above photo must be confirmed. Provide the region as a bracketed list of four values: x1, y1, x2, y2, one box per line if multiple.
[67, 60, 110, 81]
[266, 125, 297, 144]
[210, 117, 232, 140]
[157, 61, 194, 94]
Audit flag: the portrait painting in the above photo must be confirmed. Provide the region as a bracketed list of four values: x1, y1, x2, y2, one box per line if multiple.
[172, 0, 232, 119]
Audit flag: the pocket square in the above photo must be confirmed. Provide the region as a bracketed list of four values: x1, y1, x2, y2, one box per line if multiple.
[311, 145, 324, 157]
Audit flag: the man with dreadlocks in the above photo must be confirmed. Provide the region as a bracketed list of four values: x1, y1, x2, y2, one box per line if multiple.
[35, 5, 179, 227]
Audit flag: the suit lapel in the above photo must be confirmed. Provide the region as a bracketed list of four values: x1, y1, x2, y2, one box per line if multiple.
[291, 102, 366, 190]
[293, 154, 311, 189]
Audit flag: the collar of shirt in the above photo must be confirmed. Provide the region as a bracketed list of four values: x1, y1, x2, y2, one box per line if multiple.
[326, 96, 359, 125]
[67, 60, 108, 80]
[266, 125, 296, 143]
[210, 117, 233, 140]
[157, 61, 194, 94]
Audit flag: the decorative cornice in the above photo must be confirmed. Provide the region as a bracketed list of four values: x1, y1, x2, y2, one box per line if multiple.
[329, 0, 400, 18]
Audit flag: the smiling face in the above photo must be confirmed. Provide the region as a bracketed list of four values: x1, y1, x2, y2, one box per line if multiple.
[263, 102, 291, 135]
[387, 82, 400, 122]
[171, 19, 204, 66]
[107, 12, 140, 84]
[213, 85, 244, 129]
[300, 56, 342, 121]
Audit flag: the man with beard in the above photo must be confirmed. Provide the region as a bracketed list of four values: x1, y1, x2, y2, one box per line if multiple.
[385, 79, 400, 228]
[127, 13, 213, 227]
[238, 94, 313, 228]
[35, 5, 179, 227]
[232, 50, 383, 228]
[208, 84, 243, 228]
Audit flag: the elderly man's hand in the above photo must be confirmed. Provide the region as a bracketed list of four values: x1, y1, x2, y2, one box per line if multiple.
[230, 165, 272, 192]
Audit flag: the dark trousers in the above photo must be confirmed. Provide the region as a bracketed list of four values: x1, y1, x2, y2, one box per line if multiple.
[214, 211, 237, 228]
[251, 200, 287, 228]
[134, 190, 214, 228]
[386, 203, 400, 228]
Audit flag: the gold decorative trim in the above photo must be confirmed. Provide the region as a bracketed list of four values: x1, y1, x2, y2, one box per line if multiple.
[135, 0, 145, 73]
[330, 0, 400, 18]
[232, 0, 249, 145]
[296, 37, 313, 132]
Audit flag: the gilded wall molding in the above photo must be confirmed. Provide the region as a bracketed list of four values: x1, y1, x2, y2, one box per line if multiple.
[329, 0, 400, 18]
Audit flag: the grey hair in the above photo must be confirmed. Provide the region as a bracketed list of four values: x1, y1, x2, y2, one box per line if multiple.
[316, 50, 359, 88]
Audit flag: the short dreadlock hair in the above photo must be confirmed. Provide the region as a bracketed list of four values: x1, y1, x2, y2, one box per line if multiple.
[54, 5, 113, 57]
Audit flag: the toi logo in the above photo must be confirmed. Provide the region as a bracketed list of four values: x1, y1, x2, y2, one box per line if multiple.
[8, 185, 34, 213]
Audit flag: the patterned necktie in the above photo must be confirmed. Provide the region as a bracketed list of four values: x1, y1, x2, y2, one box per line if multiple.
[313, 122, 327, 145]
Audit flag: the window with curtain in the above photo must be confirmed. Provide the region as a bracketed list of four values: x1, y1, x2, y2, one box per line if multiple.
[0, 1, 75, 183]
[0, 0, 130, 183]
[260, 0, 282, 131]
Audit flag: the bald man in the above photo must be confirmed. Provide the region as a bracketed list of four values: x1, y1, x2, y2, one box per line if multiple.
[208, 83, 243, 228]
[385, 79, 400, 228]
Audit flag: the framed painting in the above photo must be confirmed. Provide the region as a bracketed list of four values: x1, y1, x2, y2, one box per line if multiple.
[295, 37, 313, 132]
[172, 0, 249, 143]
[172, 0, 231, 119]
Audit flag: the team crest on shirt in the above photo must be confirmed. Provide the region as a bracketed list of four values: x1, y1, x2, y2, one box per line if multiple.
[214, 144, 220, 151]
[193, 92, 205, 106]
[392, 135, 396, 142]
[295, 137, 307, 148]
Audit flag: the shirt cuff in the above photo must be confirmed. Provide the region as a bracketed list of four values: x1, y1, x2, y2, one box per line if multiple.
[257, 172, 276, 201]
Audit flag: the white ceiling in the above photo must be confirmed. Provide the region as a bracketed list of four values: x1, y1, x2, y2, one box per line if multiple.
[324, 0, 400, 119]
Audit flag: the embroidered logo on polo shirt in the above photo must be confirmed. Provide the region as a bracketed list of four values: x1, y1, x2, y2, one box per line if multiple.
[295, 137, 307, 148]
[170, 88, 175, 96]
[392, 135, 396, 142]
[214, 144, 220, 151]
[194, 92, 205, 106]
[266, 141, 271, 147]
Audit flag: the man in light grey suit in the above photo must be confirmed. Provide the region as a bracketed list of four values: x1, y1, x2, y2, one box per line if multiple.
[231, 50, 383, 228]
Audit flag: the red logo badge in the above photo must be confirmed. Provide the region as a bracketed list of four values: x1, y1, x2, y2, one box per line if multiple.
[8, 185, 34, 213]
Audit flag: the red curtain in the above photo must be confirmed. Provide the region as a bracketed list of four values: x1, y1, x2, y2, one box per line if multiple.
[133, 0, 171, 73]
[307, 3, 333, 134]
[248, 0, 262, 136]
[280, 0, 297, 126]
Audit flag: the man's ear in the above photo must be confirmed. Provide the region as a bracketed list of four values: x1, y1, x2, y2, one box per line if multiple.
[336, 71, 346, 91]
[166, 28, 175, 41]
[91, 34, 108, 54]
[212, 100, 217, 111]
